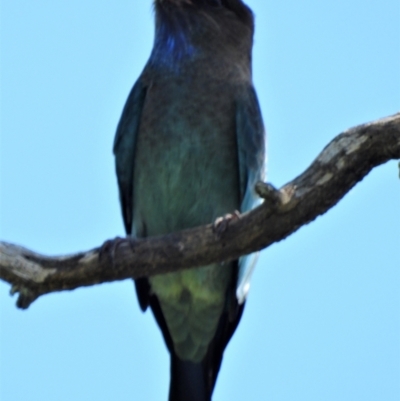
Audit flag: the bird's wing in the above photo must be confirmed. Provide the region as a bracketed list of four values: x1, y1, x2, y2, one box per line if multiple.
[235, 85, 266, 303]
[113, 79, 150, 311]
[113, 79, 147, 235]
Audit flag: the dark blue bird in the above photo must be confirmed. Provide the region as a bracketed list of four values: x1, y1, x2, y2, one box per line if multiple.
[114, 1, 265, 399]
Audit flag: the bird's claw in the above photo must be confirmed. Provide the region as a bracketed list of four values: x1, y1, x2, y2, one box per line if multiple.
[99, 236, 131, 268]
[213, 211, 241, 236]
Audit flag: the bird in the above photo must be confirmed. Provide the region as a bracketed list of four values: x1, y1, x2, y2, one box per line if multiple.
[113, 1, 265, 400]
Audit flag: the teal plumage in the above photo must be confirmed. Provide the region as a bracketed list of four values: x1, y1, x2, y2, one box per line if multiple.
[114, 1, 265, 399]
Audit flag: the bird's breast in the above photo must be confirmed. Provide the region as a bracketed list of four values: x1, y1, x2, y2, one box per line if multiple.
[132, 77, 240, 237]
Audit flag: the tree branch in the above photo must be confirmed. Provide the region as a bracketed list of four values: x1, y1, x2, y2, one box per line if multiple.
[1, 113, 399, 309]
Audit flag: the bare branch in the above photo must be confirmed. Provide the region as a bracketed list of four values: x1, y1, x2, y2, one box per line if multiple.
[1, 113, 399, 309]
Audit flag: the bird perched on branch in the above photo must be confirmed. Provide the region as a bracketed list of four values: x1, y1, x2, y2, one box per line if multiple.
[114, 0, 265, 399]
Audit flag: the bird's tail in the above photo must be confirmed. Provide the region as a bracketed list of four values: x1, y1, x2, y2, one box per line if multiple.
[168, 300, 245, 401]
[169, 356, 210, 401]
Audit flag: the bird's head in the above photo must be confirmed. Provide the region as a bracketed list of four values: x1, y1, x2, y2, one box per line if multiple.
[151, 0, 254, 69]
[153, 0, 253, 26]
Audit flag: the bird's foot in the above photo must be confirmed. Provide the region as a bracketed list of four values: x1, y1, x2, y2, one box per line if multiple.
[99, 236, 133, 268]
[213, 211, 241, 236]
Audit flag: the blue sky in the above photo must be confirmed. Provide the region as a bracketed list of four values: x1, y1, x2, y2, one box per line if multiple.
[1, 1, 399, 400]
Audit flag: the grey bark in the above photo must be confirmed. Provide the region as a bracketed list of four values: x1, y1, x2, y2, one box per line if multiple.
[1, 113, 399, 309]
